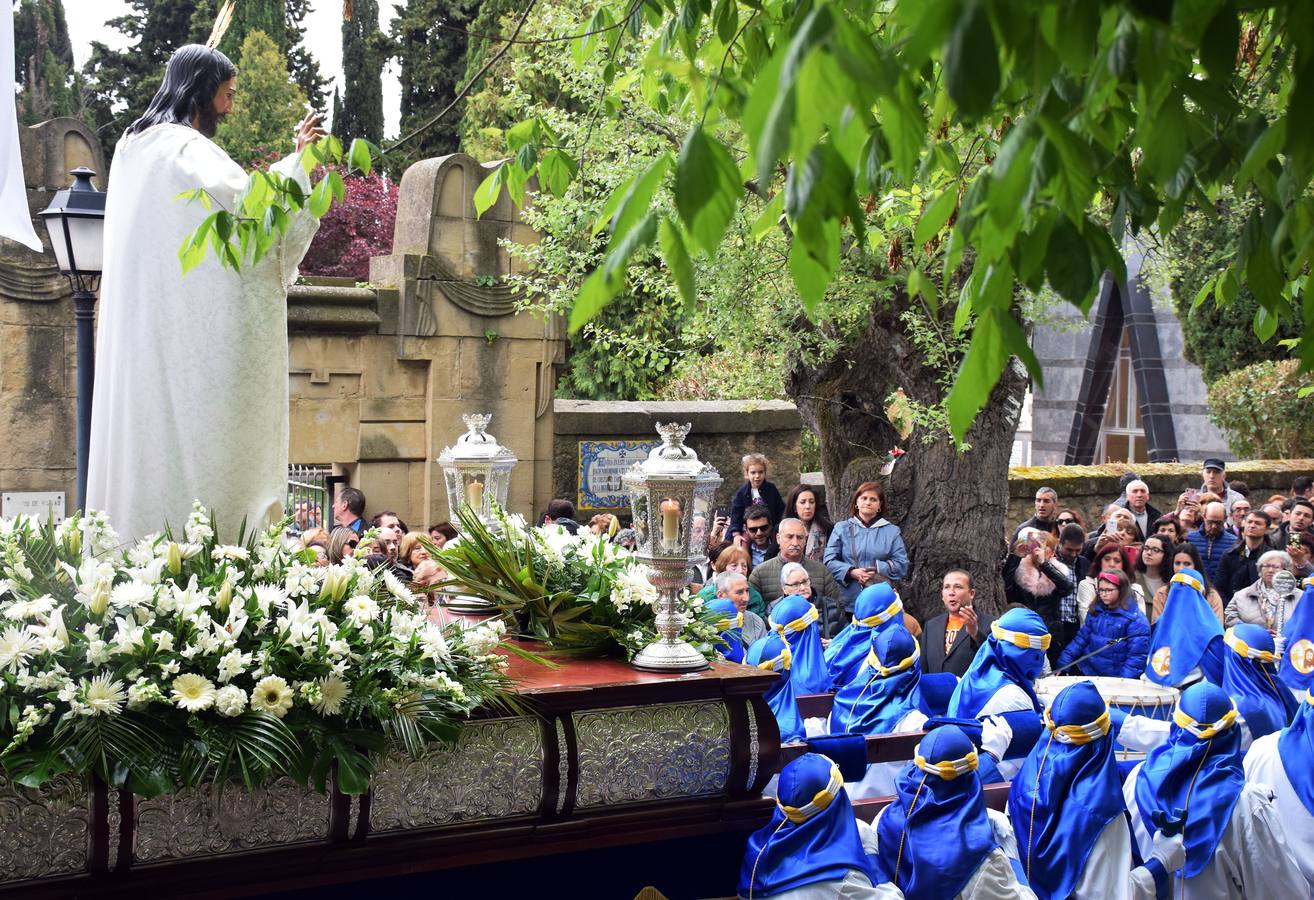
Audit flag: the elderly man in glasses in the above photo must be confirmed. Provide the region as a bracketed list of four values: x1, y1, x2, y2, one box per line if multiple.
[751, 517, 844, 637]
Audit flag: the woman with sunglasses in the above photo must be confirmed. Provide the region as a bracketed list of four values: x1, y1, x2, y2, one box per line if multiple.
[328, 526, 359, 564]
[1054, 508, 1085, 531]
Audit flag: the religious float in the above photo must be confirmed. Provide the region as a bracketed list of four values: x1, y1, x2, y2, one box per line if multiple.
[0, 426, 786, 898]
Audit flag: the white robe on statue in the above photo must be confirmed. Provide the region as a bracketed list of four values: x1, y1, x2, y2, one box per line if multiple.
[87, 123, 317, 542]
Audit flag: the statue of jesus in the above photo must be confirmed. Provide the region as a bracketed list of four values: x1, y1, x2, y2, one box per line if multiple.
[86, 45, 325, 542]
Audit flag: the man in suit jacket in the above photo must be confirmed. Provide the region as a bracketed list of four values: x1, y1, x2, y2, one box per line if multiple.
[750, 518, 843, 637]
[922, 570, 993, 678]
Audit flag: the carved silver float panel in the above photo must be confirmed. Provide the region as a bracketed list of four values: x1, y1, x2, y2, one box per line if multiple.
[0, 771, 90, 883]
[572, 701, 731, 808]
[132, 777, 330, 863]
[368, 716, 543, 833]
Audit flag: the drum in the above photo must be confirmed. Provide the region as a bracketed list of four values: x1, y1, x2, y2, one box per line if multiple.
[1035, 675, 1178, 759]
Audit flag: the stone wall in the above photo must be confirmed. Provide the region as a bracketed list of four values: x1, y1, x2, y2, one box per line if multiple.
[552, 400, 802, 516]
[1005, 459, 1314, 531]
[0, 119, 104, 509]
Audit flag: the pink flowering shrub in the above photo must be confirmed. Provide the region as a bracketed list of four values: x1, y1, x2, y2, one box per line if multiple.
[300, 168, 398, 281]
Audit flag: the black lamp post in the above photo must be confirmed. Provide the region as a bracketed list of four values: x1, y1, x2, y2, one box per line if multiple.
[39, 167, 106, 512]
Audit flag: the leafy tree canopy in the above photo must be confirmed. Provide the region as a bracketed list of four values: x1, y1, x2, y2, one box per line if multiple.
[332, 0, 385, 144]
[12, 0, 92, 126]
[483, 0, 1314, 441]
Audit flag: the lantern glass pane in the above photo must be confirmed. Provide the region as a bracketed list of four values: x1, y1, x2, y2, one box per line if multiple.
[67, 217, 104, 272]
[42, 218, 72, 272]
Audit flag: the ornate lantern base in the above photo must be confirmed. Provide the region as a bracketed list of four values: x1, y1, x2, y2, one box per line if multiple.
[630, 555, 709, 673]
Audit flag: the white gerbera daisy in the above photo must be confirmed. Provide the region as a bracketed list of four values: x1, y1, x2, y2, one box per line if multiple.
[0, 626, 38, 673]
[250, 675, 294, 718]
[342, 595, 379, 626]
[80, 673, 127, 716]
[214, 684, 247, 717]
[312, 675, 350, 716]
[170, 673, 217, 712]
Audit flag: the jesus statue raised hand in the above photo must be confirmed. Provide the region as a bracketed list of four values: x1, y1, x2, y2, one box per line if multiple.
[86, 44, 325, 543]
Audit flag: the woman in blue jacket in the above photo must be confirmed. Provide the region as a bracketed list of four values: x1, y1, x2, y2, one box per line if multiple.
[824, 481, 909, 615]
[1056, 570, 1150, 678]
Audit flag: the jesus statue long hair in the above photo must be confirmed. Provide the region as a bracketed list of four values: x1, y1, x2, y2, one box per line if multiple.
[126, 45, 237, 140]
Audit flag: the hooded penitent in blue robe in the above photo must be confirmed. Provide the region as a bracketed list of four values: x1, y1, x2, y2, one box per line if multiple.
[1221, 623, 1297, 739]
[824, 582, 906, 686]
[947, 607, 1049, 718]
[1145, 569, 1224, 688]
[1008, 680, 1126, 900]
[1277, 689, 1314, 818]
[738, 752, 876, 898]
[709, 597, 746, 664]
[746, 631, 805, 743]
[1133, 682, 1245, 878]
[829, 626, 924, 735]
[1278, 576, 1314, 692]
[769, 594, 833, 695]
[870, 725, 997, 900]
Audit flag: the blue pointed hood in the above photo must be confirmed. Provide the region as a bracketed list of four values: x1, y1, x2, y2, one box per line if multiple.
[1221, 624, 1297, 739]
[1277, 690, 1314, 817]
[708, 597, 746, 664]
[746, 630, 805, 743]
[947, 607, 1048, 718]
[1146, 569, 1223, 687]
[1279, 576, 1314, 691]
[824, 582, 905, 685]
[770, 593, 832, 695]
[829, 626, 924, 735]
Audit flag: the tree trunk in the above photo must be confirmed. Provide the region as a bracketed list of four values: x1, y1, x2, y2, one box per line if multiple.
[786, 288, 1027, 620]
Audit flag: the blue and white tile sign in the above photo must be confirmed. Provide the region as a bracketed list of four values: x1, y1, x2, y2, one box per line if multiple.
[578, 440, 660, 510]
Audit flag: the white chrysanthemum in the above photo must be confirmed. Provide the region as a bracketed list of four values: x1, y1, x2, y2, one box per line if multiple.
[214, 684, 247, 717]
[80, 673, 127, 717]
[284, 562, 319, 597]
[611, 566, 658, 613]
[250, 675, 294, 717]
[312, 675, 350, 715]
[251, 584, 287, 617]
[462, 619, 506, 657]
[215, 648, 252, 683]
[0, 626, 38, 673]
[381, 570, 415, 604]
[170, 673, 217, 712]
[109, 581, 154, 612]
[343, 595, 379, 626]
[418, 624, 450, 661]
[2, 594, 56, 620]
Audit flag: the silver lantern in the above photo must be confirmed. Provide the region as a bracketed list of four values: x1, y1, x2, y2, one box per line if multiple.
[437, 414, 518, 526]
[623, 422, 722, 672]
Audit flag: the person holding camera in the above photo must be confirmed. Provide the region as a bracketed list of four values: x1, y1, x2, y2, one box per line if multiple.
[1002, 528, 1075, 662]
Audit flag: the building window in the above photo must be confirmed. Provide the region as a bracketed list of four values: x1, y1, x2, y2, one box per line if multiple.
[1098, 332, 1148, 463]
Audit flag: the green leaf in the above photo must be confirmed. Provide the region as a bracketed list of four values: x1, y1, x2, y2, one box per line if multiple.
[914, 188, 957, 246]
[1253, 303, 1278, 342]
[599, 154, 671, 241]
[348, 138, 376, 177]
[1045, 214, 1097, 306]
[1199, 3, 1238, 81]
[569, 212, 659, 333]
[538, 149, 578, 198]
[307, 178, 333, 218]
[473, 166, 505, 219]
[674, 125, 742, 255]
[659, 217, 697, 313]
[943, 0, 1000, 121]
[789, 235, 831, 314]
[752, 192, 784, 242]
[714, 0, 738, 45]
[1235, 119, 1286, 191]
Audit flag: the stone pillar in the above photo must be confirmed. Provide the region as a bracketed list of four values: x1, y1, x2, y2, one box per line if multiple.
[288, 153, 564, 529]
[0, 119, 106, 508]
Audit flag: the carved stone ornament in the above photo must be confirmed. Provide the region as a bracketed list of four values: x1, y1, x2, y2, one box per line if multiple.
[0, 770, 90, 884]
[131, 777, 330, 863]
[368, 716, 544, 833]
[572, 702, 731, 808]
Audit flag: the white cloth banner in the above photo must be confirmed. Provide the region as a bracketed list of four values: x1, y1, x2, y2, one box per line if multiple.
[1, 3, 42, 251]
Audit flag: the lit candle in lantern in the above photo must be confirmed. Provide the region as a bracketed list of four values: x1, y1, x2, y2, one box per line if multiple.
[660, 498, 681, 550]
[467, 479, 485, 510]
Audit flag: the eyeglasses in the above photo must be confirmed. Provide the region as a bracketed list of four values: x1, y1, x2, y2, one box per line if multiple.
[746, 524, 771, 533]
[783, 578, 811, 588]
[1096, 585, 1120, 593]
[1142, 546, 1163, 554]
[1259, 563, 1284, 570]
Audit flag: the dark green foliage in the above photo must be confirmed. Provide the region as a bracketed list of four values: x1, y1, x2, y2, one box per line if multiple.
[333, 0, 385, 144]
[216, 0, 287, 59]
[391, 0, 485, 167]
[13, 0, 91, 125]
[1165, 198, 1304, 385]
[285, 0, 331, 110]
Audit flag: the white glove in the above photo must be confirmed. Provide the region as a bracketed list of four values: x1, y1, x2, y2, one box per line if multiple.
[980, 714, 1013, 760]
[1150, 830, 1185, 872]
[1274, 634, 1286, 657]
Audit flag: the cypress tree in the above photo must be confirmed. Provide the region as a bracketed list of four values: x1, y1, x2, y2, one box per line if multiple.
[391, 0, 483, 166]
[13, 0, 91, 125]
[217, 0, 287, 60]
[333, 0, 384, 144]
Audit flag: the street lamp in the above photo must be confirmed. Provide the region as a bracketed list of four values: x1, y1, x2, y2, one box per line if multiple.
[437, 413, 519, 527]
[38, 167, 106, 512]
[623, 422, 722, 672]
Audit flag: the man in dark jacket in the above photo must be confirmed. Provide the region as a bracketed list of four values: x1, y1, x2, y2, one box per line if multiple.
[923, 570, 994, 678]
[1117, 479, 1162, 542]
[1186, 501, 1237, 585]
[1215, 509, 1276, 602]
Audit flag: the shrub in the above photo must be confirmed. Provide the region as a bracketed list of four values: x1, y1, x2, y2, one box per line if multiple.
[300, 169, 398, 281]
[1207, 360, 1314, 459]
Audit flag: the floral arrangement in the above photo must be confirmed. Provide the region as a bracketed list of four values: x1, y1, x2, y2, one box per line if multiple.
[0, 503, 514, 797]
[433, 505, 721, 660]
